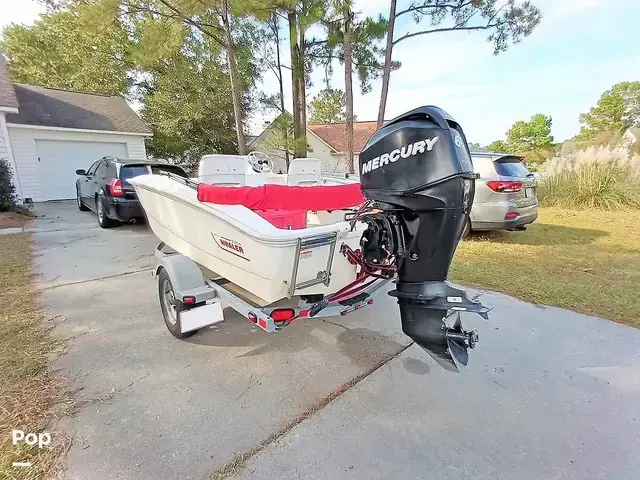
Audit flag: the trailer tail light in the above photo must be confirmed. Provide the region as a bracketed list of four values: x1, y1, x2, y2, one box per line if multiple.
[183, 296, 196, 304]
[110, 178, 124, 197]
[486, 180, 522, 193]
[248, 312, 257, 323]
[270, 308, 296, 322]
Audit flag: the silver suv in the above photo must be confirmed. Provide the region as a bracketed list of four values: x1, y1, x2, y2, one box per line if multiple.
[464, 152, 538, 236]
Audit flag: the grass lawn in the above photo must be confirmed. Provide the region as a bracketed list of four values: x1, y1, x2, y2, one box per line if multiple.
[451, 207, 640, 328]
[0, 234, 71, 479]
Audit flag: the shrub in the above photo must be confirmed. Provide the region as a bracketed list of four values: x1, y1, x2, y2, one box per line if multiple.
[537, 147, 640, 209]
[0, 157, 28, 213]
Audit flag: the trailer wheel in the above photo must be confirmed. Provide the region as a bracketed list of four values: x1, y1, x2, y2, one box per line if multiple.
[158, 268, 197, 339]
[460, 217, 471, 239]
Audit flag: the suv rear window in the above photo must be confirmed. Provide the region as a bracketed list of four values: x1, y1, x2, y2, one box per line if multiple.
[493, 159, 531, 178]
[150, 165, 187, 177]
[119, 164, 188, 184]
[119, 165, 150, 185]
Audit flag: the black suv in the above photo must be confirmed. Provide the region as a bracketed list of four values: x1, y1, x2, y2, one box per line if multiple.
[75, 156, 187, 228]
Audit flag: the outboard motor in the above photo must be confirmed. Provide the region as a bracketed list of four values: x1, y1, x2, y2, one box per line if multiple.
[358, 106, 490, 371]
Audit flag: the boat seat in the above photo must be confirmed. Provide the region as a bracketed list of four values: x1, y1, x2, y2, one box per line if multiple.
[254, 209, 308, 230]
[287, 158, 321, 186]
[198, 154, 247, 186]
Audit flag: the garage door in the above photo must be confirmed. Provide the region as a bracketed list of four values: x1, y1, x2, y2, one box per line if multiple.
[36, 140, 128, 200]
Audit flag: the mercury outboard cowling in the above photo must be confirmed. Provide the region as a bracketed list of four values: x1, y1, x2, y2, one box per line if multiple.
[358, 106, 490, 371]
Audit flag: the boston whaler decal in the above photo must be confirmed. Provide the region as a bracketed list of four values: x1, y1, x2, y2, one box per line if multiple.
[212, 234, 249, 261]
[361, 136, 439, 175]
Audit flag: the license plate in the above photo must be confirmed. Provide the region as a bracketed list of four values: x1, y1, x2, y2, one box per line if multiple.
[180, 301, 224, 333]
[525, 187, 534, 198]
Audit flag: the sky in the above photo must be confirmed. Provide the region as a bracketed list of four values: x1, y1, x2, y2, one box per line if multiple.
[1, 0, 639, 145]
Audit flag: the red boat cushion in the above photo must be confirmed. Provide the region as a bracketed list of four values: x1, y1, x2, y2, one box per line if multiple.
[254, 209, 308, 230]
[197, 183, 365, 211]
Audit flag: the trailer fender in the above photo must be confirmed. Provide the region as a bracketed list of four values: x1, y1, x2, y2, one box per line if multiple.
[154, 253, 215, 302]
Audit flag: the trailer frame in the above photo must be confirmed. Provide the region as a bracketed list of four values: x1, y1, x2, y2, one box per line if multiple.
[152, 242, 389, 337]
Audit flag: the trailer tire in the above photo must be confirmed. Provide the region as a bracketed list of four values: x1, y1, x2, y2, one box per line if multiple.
[460, 217, 471, 239]
[158, 268, 197, 339]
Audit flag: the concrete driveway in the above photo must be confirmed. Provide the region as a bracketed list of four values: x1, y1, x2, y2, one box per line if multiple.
[33, 201, 640, 480]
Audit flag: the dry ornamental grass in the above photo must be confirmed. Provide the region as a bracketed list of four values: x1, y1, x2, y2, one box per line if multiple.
[0, 234, 72, 480]
[538, 147, 640, 209]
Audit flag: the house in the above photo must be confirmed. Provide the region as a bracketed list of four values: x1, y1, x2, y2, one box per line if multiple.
[560, 140, 578, 155]
[249, 115, 378, 174]
[0, 55, 151, 202]
[620, 127, 640, 149]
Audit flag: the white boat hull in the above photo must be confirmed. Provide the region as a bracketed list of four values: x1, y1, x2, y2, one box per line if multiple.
[130, 175, 365, 305]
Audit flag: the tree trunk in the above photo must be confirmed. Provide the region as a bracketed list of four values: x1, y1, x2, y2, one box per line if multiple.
[343, 3, 355, 174]
[288, 10, 307, 158]
[273, 14, 289, 169]
[377, 0, 396, 129]
[298, 24, 308, 157]
[222, 0, 247, 155]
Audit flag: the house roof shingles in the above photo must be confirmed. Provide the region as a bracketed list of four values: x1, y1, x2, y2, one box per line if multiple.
[0, 55, 19, 109]
[5, 84, 151, 134]
[308, 121, 378, 153]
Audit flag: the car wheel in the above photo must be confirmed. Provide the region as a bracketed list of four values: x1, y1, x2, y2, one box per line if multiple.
[96, 195, 117, 228]
[158, 268, 197, 339]
[461, 217, 471, 239]
[77, 187, 89, 211]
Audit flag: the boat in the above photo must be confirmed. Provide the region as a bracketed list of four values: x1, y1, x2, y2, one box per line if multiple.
[130, 106, 491, 371]
[129, 154, 378, 305]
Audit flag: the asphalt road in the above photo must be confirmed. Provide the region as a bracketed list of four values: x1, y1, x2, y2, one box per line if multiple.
[31, 201, 640, 480]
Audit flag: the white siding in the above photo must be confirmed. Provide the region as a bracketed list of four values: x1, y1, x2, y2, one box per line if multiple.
[0, 113, 8, 160]
[127, 137, 147, 159]
[7, 126, 147, 202]
[307, 134, 344, 173]
[323, 151, 359, 174]
[249, 127, 291, 173]
[0, 112, 23, 199]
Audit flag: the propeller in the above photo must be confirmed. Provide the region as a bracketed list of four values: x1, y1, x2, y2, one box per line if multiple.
[402, 308, 479, 372]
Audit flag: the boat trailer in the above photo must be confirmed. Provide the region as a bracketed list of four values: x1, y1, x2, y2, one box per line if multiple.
[153, 242, 390, 339]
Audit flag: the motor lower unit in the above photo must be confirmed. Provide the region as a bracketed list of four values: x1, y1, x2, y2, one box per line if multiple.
[357, 106, 491, 371]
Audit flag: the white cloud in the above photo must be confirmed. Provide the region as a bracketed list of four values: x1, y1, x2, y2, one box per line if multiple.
[537, 0, 607, 19]
[352, 0, 390, 18]
[0, 0, 45, 31]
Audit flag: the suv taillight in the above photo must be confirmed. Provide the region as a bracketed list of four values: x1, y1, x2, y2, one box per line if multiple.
[109, 178, 124, 197]
[487, 180, 522, 193]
